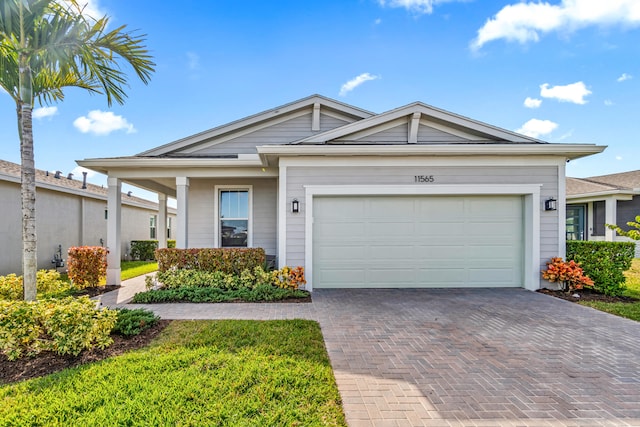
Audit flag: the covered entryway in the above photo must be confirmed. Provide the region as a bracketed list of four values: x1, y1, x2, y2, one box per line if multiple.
[312, 195, 523, 288]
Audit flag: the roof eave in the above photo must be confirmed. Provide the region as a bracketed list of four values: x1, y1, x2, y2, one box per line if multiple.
[77, 155, 266, 175]
[257, 143, 606, 165]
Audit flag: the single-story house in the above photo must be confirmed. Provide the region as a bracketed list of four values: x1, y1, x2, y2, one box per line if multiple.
[78, 94, 605, 290]
[566, 170, 640, 257]
[0, 159, 177, 275]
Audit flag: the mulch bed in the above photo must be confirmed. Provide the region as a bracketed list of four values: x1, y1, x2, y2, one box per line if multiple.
[0, 320, 171, 385]
[537, 288, 639, 303]
[73, 285, 121, 297]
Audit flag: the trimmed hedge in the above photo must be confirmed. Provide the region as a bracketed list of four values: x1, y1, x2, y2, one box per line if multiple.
[130, 240, 177, 260]
[566, 241, 635, 296]
[156, 248, 266, 275]
[67, 246, 108, 288]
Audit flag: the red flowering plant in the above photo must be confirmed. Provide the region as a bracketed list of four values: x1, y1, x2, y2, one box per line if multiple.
[542, 257, 594, 292]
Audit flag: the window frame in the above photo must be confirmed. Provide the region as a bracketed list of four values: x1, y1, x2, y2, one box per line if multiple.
[150, 215, 157, 239]
[213, 185, 253, 248]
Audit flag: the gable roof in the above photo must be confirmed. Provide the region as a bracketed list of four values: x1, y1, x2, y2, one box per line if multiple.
[0, 159, 165, 210]
[138, 94, 374, 157]
[567, 171, 640, 199]
[580, 170, 640, 189]
[293, 101, 545, 145]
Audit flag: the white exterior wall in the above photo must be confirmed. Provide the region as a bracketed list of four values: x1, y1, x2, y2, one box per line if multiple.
[282, 159, 561, 288]
[0, 180, 175, 275]
[187, 178, 277, 255]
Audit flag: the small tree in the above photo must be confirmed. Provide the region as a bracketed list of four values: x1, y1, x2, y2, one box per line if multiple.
[607, 215, 640, 241]
[0, 0, 154, 300]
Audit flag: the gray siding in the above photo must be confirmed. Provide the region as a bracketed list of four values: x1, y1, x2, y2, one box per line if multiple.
[336, 123, 478, 144]
[0, 180, 174, 275]
[418, 124, 469, 143]
[617, 196, 640, 231]
[285, 165, 559, 286]
[188, 178, 277, 256]
[617, 196, 640, 258]
[188, 113, 351, 156]
[593, 201, 605, 236]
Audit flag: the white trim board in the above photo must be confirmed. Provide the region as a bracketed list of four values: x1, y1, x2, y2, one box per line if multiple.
[303, 184, 542, 292]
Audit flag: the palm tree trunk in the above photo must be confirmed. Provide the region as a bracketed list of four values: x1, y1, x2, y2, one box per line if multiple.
[20, 102, 37, 301]
[18, 25, 37, 300]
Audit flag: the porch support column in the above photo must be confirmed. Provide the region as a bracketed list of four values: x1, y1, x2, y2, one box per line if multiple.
[157, 193, 168, 249]
[176, 177, 189, 248]
[605, 197, 617, 241]
[106, 177, 122, 286]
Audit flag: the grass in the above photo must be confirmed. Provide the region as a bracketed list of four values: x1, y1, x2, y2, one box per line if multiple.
[59, 260, 158, 285]
[120, 260, 158, 280]
[0, 320, 346, 426]
[579, 258, 640, 321]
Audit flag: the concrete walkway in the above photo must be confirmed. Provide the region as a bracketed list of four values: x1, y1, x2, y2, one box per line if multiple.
[98, 277, 640, 427]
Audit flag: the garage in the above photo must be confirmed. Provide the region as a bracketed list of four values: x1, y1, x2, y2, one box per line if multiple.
[312, 195, 524, 288]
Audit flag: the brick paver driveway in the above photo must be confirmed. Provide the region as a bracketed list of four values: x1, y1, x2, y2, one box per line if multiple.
[311, 288, 640, 427]
[120, 281, 640, 427]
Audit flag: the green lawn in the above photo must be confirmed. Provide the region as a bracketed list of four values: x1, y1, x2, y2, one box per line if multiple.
[0, 320, 346, 426]
[59, 260, 157, 285]
[120, 260, 158, 280]
[579, 258, 640, 321]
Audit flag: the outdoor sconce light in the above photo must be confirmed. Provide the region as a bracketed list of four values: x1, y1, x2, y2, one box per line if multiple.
[544, 197, 557, 211]
[292, 199, 300, 213]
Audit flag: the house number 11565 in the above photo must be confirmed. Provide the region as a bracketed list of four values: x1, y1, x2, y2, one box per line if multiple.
[414, 175, 435, 183]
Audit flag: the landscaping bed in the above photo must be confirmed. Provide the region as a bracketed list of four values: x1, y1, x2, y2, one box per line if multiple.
[0, 320, 171, 384]
[537, 288, 639, 303]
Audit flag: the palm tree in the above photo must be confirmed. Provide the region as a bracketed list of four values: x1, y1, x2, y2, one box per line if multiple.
[0, 0, 155, 300]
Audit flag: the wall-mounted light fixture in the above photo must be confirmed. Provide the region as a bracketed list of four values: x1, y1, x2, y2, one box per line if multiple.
[544, 197, 557, 211]
[292, 199, 299, 213]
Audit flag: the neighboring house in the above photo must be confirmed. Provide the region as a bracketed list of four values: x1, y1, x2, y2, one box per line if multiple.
[566, 171, 640, 257]
[0, 159, 176, 275]
[78, 94, 604, 290]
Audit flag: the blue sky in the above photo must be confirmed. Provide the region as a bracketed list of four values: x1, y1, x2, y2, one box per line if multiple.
[1, 0, 639, 201]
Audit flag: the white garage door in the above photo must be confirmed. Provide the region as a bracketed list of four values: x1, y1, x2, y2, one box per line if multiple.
[312, 195, 523, 288]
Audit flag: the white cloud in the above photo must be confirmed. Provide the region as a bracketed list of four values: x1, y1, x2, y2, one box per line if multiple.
[616, 155, 623, 160]
[617, 73, 632, 82]
[71, 166, 97, 179]
[471, 0, 640, 50]
[33, 106, 58, 119]
[516, 118, 558, 138]
[73, 110, 135, 135]
[604, 99, 614, 106]
[339, 73, 380, 96]
[377, 0, 462, 14]
[59, 0, 105, 20]
[540, 82, 591, 104]
[374, 18, 382, 25]
[524, 97, 542, 108]
[186, 52, 200, 70]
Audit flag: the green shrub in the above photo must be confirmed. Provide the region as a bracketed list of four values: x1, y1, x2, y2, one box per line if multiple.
[113, 308, 159, 337]
[130, 240, 158, 261]
[566, 241, 635, 296]
[167, 239, 176, 248]
[155, 266, 273, 291]
[155, 248, 266, 275]
[67, 246, 108, 288]
[0, 297, 117, 360]
[132, 285, 309, 304]
[0, 270, 73, 300]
